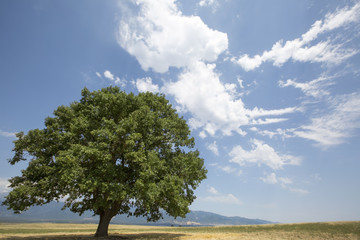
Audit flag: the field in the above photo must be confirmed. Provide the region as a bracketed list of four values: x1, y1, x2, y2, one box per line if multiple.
[0, 222, 359, 240]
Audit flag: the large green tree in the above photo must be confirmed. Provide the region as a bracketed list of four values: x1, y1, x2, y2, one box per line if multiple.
[3, 87, 207, 237]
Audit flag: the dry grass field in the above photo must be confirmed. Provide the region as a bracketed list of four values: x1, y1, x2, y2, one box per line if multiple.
[0, 221, 359, 240]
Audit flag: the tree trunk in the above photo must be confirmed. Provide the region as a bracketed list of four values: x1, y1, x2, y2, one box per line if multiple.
[95, 210, 113, 237]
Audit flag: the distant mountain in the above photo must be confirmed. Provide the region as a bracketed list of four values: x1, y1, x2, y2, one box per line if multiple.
[0, 197, 273, 226]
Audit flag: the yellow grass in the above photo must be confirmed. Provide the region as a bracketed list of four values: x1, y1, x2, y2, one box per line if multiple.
[0, 222, 359, 240]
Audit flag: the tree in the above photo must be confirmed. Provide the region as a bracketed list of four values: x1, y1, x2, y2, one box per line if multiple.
[3, 87, 207, 237]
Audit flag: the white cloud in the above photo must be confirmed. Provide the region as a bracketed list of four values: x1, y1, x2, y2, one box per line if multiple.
[211, 163, 241, 175]
[250, 92, 360, 147]
[166, 61, 247, 136]
[99, 70, 126, 87]
[114, 77, 126, 88]
[208, 186, 218, 194]
[198, 0, 219, 12]
[247, 106, 298, 119]
[200, 187, 242, 205]
[166, 61, 298, 137]
[279, 74, 336, 98]
[251, 127, 293, 140]
[135, 77, 160, 93]
[104, 70, 114, 81]
[278, 176, 293, 188]
[233, 54, 262, 71]
[116, 1, 299, 137]
[289, 187, 309, 195]
[261, 173, 309, 195]
[219, 165, 237, 174]
[188, 118, 204, 130]
[206, 141, 219, 155]
[294, 92, 360, 147]
[0, 130, 16, 138]
[198, 0, 216, 7]
[250, 118, 288, 125]
[117, 0, 228, 73]
[0, 179, 10, 193]
[200, 194, 242, 205]
[229, 139, 301, 170]
[232, 2, 360, 71]
[260, 172, 278, 184]
[237, 76, 244, 88]
[199, 131, 207, 139]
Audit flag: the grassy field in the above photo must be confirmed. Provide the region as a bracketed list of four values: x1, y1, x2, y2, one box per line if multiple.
[0, 221, 359, 240]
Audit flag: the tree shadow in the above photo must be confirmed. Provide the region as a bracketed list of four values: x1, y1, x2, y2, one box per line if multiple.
[2, 232, 186, 240]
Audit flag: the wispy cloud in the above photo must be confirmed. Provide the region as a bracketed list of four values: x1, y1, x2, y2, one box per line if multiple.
[220, 165, 243, 176]
[250, 127, 293, 140]
[261, 173, 309, 195]
[279, 74, 337, 99]
[198, 0, 219, 13]
[210, 163, 242, 175]
[294, 92, 360, 147]
[0, 130, 16, 138]
[229, 139, 301, 170]
[198, 0, 217, 7]
[199, 186, 242, 205]
[206, 141, 219, 155]
[251, 92, 360, 148]
[232, 2, 360, 71]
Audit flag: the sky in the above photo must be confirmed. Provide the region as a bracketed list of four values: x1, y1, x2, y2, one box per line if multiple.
[0, 0, 360, 223]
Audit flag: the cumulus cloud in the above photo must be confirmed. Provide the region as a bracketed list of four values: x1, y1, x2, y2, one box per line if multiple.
[117, 0, 228, 73]
[104, 70, 114, 81]
[232, 2, 360, 71]
[99, 70, 126, 87]
[166, 61, 247, 136]
[229, 139, 301, 170]
[166, 61, 298, 137]
[294, 92, 360, 147]
[135, 77, 160, 93]
[116, 0, 299, 137]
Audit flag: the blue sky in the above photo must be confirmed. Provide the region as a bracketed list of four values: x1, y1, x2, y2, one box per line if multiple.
[1, 0, 360, 223]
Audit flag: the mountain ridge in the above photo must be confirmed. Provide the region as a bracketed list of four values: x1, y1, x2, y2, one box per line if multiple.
[0, 198, 273, 226]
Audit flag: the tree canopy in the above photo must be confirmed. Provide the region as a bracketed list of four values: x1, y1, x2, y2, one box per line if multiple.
[3, 87, 207, 237]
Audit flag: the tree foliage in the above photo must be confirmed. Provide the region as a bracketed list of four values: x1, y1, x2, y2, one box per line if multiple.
[3, 87, 207, 236]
